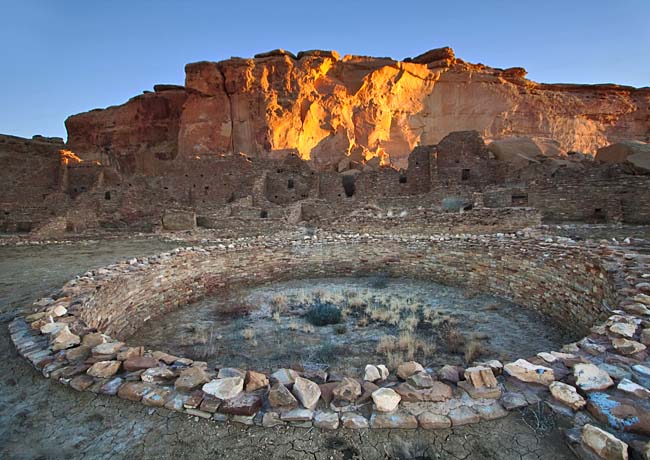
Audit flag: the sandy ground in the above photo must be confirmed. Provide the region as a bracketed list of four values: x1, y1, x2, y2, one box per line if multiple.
[0, 239, 576, 459]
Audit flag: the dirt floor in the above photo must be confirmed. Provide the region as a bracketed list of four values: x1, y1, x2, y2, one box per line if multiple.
[0, 238, 577, 460]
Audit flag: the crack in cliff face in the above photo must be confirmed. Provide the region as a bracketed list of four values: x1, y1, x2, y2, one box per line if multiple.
[215, 63, 236, 154]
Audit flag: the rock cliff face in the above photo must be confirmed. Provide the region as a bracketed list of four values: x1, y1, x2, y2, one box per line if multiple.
[65, 47, 650, 171]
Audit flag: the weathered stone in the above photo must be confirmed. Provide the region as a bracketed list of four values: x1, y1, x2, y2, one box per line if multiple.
[474, 402, 509, 421]
[183, 390, 204, 409]
[141, 366, 175, 383]
[396, 382, 453, 402]
[65, 344, 91, 361]
[364, 364, 381, 382]
[370, 412, 418, 429]
[231, 414, 255, 425]
[340, 413, 368, 429]
[448, 406, 480, 426]
[397, 361, 425, 380]
[268, 383, 298, 408]
[418, 412, 452, 429]
[377, 365, 389, 380]
[292, 376, 321, 410]
[371, 388, 401, 412]
[458, 379, 502, 399]
[175, 366, 211, 391]
[92, 341, 125, 356]
[617, 379, 650, 399]
[262, 412, 284, 427]
[51, 325, 80, 351]
[575, 363, 615, 391]
[164, 393, 190, 411]
[99, 377, 123, 395]
[87, 360, 121, 378]
[313, 410, 339, 429]
[202, 377, 244, 400]
[116, 346, 143, 361]
[610, 322, 637, 338]
[117, 382, 152, 401]
[612, 338, 646, 355]
[245, 370, 269, 392]
[280, 408, 314, 422]
[500, 392, 529, 410]
[408, 371, 436, 388]
[217, 367, 245, 379]
[587, 392, 650, 435]
[218, 392, 263, 416]
[122, 356, 157, 372]
[199, 396, 221, 413]
[599, 363, 632, 382]
[438, 365, 460, 383]
[464, 365, 498, 388]
[271, 368, 299, 385]
[549, 381, 586, 410]
[69, 374, 95, 391]
[81, 332, 107, 348]
[504, 359, 555, 385]
[332, 377, 362, 402]
[142, 387, 172, 407]
[581, 424, 629, 460]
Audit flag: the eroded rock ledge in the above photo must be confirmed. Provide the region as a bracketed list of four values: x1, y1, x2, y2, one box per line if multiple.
[64, 46, 650, 171]
[8, 232, 650, 458]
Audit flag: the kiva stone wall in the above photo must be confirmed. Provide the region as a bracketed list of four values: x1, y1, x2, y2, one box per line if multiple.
[80, 234, 615, 340]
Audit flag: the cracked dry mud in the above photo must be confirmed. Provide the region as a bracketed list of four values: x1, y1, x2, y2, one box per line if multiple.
[0, 239, 576, 459]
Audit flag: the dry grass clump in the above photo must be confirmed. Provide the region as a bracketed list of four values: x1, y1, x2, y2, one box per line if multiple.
[376, 335, 397, 354]
[241, 327, 256, 340]
[357, 317, 369, 327]
[302, 324, 315, 334]
[348, 297, 366, 309]
[288, 320, 300, 331]
[272, 311, 282, 324]
[376, 332, 436, 363]
[443, 325, 465, 353]
[464, 340, 484, 363]
[271, 294, 288, 314]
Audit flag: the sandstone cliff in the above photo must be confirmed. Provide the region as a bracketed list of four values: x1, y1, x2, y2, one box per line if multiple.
[65, 47, 650, 172]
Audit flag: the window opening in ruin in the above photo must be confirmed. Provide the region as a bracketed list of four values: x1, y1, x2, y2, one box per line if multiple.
[461, 169, 470, 181]
[104, 191, 111, 200]
[399, 176, 407, 184]
[511, 193, 528, 206]
[342, 175, 356, 197]
[593, 208, 606, 222]
[288, 179, 294, 189]
[260, 210, 268, 218]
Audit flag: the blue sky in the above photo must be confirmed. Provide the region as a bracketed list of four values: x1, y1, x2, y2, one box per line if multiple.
[1, 0, 648, 139]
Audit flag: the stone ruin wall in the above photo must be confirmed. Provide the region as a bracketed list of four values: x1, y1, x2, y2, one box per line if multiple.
[82, 237, 616, 341]
[2, 48, 650, 236]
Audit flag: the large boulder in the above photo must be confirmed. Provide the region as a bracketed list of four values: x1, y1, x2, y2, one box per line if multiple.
[487, 137, 543, 169]
[581, 424, 628, 460]
[596, 141, 650, 172]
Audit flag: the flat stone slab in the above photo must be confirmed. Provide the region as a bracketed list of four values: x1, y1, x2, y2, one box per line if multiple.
[370, 412, 418, 429]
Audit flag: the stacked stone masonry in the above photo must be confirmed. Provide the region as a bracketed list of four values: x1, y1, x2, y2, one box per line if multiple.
[8, 232, 650, 458]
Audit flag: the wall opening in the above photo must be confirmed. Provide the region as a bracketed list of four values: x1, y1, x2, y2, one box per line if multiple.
[593, 208, 606, 222]
[461, 169, 470, 181]
[260, 210, 268, 218]
[342, 175, 356, 197]
[104, 191, 111, 200]
[287, 179, 294, 190]
[399, 176, 407, 184]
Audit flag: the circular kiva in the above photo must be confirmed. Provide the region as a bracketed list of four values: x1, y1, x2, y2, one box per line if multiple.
[9, 233, 650, 435]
